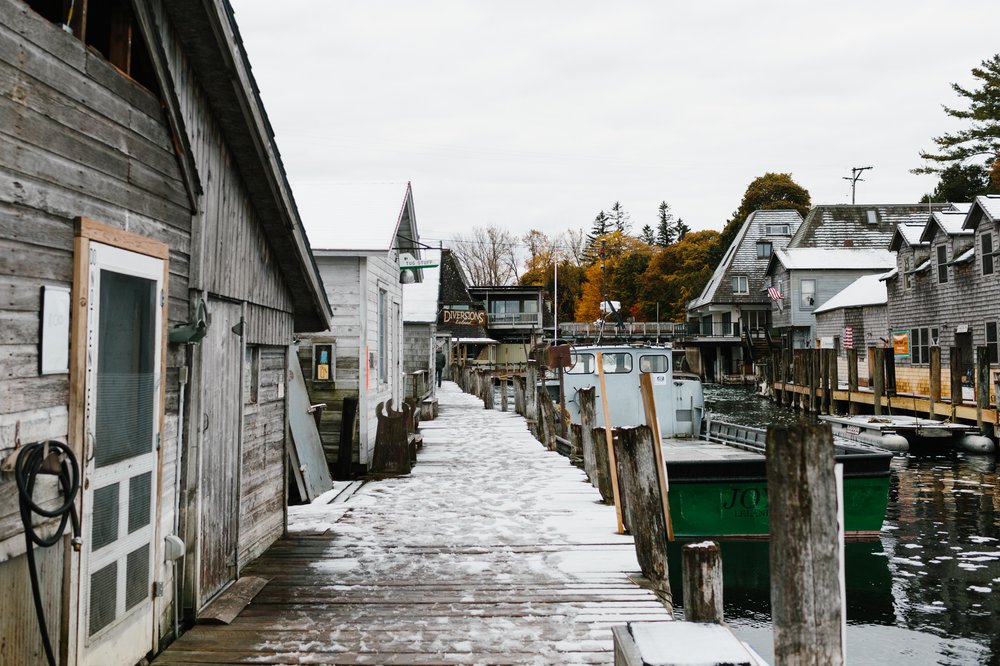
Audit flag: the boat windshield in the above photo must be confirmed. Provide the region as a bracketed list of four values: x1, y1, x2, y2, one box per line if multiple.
[567, 353, 595, 374]
[639, 354, 669, 373]
[600, 352, 632, 374]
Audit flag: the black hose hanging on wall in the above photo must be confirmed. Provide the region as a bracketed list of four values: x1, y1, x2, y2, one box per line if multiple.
[14, 441, 82, 666]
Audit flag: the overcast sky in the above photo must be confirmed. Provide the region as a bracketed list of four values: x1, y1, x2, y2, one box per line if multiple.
[230, 1, 999, 246]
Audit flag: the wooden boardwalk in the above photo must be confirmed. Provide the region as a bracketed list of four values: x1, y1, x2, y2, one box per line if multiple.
[155, 383, 670, 665]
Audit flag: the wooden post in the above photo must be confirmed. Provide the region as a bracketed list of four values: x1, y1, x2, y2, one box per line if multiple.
[781, 348, 791, 408]
[558, 364, 567, 439]
[597, 352, 625, 534]
[767, 423, 844, 666]
[539, 387, 557, 450]
[950, 346, 963, 413]
[526, 360, 538, 434]
[578, 386, 599, 487]
[828, 349, 839, 415]
[639, 373, 673, 541]
[820, 348, 830, 415]
[809, 348, 819, 413]
[872, 347, 884, 416]
[483, 370, 494, 410]
[513, 376, 525, 415]
[613, 426, 671, 599]
[976, 346, 989, 434]
[500, 377, 509, 412]
[929, 346, 941, 419]
[682, 541, 723, 623]
[592, 427, 615, 504]
[847, 348, 859, 416]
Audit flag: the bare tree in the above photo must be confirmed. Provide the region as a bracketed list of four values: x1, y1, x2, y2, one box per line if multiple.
[451, 226, 519, 286]
[562, 228, 588, 265]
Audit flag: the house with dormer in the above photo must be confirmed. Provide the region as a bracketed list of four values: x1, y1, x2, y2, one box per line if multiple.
[883, 197, 1000, 399]
[686, 210, 803, 380]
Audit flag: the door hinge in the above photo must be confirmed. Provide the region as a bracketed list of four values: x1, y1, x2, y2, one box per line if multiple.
[153, 581, 165, 598]
[156, 432, 161, 451]
[161, 289, 165, 307]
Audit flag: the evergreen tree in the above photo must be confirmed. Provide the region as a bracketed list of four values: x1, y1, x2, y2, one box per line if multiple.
[676, 218, 690, 240]
[920, 163, 992, 202]
[608, 201, 631, 233]
[639, 224, 656, 245]
[915, 54, 1000, 177]
[584, 210, 611, 261]
[655, 201, 689, 247]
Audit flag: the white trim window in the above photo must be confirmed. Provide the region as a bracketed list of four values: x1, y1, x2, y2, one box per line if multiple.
[800, 279, 816, 309]
[937, 245, 949, 283]
[731, 275, 749, 295]
[983, 233, 995, 276]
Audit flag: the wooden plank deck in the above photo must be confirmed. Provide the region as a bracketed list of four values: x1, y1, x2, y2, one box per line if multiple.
[155, 383, 670, 665]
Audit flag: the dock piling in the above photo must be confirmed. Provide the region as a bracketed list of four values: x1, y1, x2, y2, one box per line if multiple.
[872, 347, 884, 416]
[930, 346, 941, 419]
[681, 541, 723, 623]
[950, 346, 964, 417]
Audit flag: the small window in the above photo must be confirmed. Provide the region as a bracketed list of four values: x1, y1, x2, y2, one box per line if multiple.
[903, 257, 912, 289]
[566, 353, 595, 374]
[911, 327, 939, 364]
[640, 355, 669, 373]
[378, 288, 388, 383]
[983, 234, 995, 276]
[732, 276, 749, 294]
[313, 343, 335, 382]
[800, 279, 816, 309]
[987, 322, 998, 365]
[244, 347, 259, 404]
[756, 241, 772, 258]
[600, 352, 633, 374]
[937, 245, 949, 283]
[765, 224, 790, 236]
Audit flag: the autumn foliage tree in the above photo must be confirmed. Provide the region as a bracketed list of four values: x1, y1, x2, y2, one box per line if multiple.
[575, 231, 650, 321]
[639, 230, 720, 321]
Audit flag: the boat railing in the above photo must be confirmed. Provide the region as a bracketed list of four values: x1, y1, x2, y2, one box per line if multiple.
[704, 419, 768, 452]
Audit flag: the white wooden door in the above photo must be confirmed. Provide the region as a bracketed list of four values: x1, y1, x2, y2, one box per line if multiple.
[79, 243, 163, 666]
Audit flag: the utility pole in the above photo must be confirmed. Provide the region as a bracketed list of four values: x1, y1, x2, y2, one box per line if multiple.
[842, 166, 873, 204]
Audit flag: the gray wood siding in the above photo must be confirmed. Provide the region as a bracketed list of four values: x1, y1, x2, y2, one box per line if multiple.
[151, 0, 294, 324]
[239, 346, 286, 567]
[404, 322, 435, 396]
[361, 255, 404, 465]
[887, 225, 1000, 370]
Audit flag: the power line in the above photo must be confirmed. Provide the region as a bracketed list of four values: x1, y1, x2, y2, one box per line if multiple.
[842, 166, 873, 204]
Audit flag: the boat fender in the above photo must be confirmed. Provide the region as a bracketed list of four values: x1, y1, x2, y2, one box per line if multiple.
[957, 435, 997, 455]
[876, 433, 910, 453]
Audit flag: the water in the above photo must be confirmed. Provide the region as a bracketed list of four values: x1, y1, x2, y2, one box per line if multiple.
[691, 385, 1000, 665]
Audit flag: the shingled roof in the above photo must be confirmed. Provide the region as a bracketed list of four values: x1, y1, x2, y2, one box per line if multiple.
[962, 194, 1000, 230]
[688, 209, 803, 309]
[790, 203, 954, 249]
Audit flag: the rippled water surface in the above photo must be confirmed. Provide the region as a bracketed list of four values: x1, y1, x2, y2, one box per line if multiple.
[686, 385, 1000, 665]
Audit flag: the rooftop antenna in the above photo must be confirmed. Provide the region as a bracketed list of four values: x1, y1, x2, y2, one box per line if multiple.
[842, 166, 873, 205]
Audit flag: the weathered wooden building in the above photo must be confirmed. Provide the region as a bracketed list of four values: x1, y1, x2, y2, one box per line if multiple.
[436, 248, 494, 365]
[813, 273, 888, 383]
[0, 1, 329, 664]
[402, 250, 442, 400]
[298, 182, 421, 474]
[883, 198, 999, 400]
[686, 209, 803, 380]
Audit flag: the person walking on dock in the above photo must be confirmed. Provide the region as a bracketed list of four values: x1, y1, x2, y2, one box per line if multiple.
[435, 345, 446, 387]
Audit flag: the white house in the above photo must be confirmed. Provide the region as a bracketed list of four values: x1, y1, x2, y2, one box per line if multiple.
[299, 182, 423, 473]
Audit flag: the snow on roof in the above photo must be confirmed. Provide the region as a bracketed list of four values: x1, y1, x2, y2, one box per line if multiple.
[814, 274, 887, 313]
[907, 258, 931, 274]
[299, 181, 412, 251]
[453, 337, 498, 344]
[893, 222, 927, 249]
[878, 267, 898, 281]
[934, 211, 974, 236]
[403, 254, 441, 322]
[772, 248, 896, 270]
[974, 195, 1000, 220]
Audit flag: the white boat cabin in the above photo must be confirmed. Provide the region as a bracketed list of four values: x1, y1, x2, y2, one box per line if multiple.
[557, 344, 704, 437]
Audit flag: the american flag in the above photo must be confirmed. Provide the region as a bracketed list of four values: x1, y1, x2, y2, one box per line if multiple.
[767, 286, 782, 301]
[843, 326, 854, 349]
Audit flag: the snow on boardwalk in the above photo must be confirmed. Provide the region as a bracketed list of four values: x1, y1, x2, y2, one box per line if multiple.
[156, 382, 670, 665]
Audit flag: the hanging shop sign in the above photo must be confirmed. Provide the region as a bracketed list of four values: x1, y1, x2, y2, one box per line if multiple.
[440, 308, 487, 326]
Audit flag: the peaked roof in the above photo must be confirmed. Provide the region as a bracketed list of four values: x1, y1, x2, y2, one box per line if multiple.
[920, 209, 975, 242]
[688, 209, 803, 309]
[889, 222, 928, 251]
[767, 248, 896, 273]
[814, 274, 887, 314]
[790, 203, 954, 249]
[304, 182, 417, 253]
[962, 194, 1000, 230]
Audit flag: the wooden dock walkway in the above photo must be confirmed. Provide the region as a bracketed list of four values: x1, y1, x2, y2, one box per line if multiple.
[155, 382, 670, 665]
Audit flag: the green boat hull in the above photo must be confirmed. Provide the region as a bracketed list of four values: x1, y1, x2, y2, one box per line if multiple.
[668, 476, 891, 538]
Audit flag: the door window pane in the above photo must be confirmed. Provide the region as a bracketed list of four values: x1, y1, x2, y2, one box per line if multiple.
[92, 483, 120, 550]
[128, 472, 152, 533]
[89, 562, 118, 636]
[95, 270, 156, 467]
[125, 544, 150, 610]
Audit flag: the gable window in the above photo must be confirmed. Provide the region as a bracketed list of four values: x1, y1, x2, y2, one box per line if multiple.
[911, 327, 939, 364]
[903, 257, 912, 289]
[765, 224, 790, 236]
[987, 322, 998, 365]
[937, 245, 949, 283]
[732, 276, 749, 295]
[800, 279, 816, 309]
[983, 234, 995, 276]
[756, 241, 772, 258]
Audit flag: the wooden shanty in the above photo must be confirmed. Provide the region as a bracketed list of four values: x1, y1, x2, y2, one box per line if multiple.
[297, 181, 424, 477]
[0, 1, 329, 664]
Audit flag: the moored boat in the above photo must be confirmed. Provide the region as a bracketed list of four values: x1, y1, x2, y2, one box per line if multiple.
[550, 343, 892, 539]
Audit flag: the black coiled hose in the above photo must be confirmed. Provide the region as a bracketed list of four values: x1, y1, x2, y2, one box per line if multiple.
[14, 440, 82, 666]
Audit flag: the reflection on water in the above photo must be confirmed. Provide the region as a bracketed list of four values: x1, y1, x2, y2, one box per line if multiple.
[693, 385, 999, 665]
